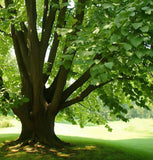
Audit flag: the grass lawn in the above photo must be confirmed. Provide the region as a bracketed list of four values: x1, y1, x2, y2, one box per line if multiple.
[0, 118, 153, 160]
[0, 134, 153, 160]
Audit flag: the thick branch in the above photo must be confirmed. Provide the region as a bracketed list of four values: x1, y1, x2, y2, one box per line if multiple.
[44, 72, 59, 103]
[62, 68, 91, 101]
[16, 31, 30, 74]
[40, 0, 59, 61]
[48, 0, 86, 109]
[43, 0, 68, 84]
[50, 66, 68, 107]
[60, 80, 113, 110]
[43, 32, 59, 83]
[11, 25, 30, 81]
[25, 0, 39, 46]
[62, 55, 106, 101]
[60, 76, 133, 110]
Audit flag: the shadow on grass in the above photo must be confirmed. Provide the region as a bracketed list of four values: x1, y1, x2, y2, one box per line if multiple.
[0, 134, 153, 160]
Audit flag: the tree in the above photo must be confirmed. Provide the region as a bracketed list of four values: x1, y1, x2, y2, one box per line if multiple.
[0, 0, 153, 147]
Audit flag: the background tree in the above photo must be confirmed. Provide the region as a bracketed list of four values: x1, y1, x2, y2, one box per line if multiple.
[0, 0, 153, 147]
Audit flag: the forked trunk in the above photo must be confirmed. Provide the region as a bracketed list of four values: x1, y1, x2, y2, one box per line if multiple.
[13, 103, 65, 147]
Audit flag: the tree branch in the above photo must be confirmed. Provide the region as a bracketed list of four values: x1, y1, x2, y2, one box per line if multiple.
[62, 68, 91, 101]
[60, 76, 133, 110]
[25, 0, 39, 46]
[60, 79, 113, 110]
[42, 0, 49, 31]
[11, 25, 30, 81]
[62, 55, 106, 101]
[48, 0, 86, 110]
[43, 0, 69, 84]
[40, 0, 59, 61]
[16, 31, 30, 74]
[43, 32, 59, 84]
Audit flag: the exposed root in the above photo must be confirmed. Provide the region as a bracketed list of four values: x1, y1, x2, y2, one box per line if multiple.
[2, 136, 71, 151]
[1, 137, 73, 158]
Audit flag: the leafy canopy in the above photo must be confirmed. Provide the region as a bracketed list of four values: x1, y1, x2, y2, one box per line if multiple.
[0, 0, 153, 127]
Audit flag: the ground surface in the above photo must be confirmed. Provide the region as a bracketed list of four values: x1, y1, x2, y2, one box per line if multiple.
[0, 118, 153, 160]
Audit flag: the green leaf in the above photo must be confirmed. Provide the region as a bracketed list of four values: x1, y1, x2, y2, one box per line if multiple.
[121, 27, 129, 36]
[114, 11, 127, 28]
[60, 2, 69, 8]
[130, 37, 143, 47]
[82, 51, 94, 56]
[63, 54, 73, 61]
[142, 7, 153, 14]
[148, 64, 153, 71]
[135, 51, 144, 59]
[103, 23, 113, 29]
[94, 59, 101, 64]
[123, 43, 132, 51]
[109, 46, 119, 52]
[126, 51, 133, 56]
[102, 3, 114, 9]
[91, 79, 100, 86]
[110, 34, 121, 44]
[146, 50, 153, 57]
[140, 25, 149, 32]
[104, 62, 114, 69]
[132, 22, 143, 29]
[56, 28, 73, 36]
[126, 7, 136, 12]
[101, 73, 108, 82]
[129, 12, 135, 17]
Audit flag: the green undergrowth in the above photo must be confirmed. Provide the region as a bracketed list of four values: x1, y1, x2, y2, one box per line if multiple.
[0, 134, 153, 160]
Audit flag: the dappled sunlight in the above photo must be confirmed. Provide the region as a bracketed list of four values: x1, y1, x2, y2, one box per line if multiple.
[0, 118, 153, 160]
[0, 140, 99, 159]
[0, 134, 153, 160]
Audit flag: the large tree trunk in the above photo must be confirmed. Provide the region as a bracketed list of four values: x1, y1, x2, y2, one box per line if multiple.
[13, 103, 66, 147]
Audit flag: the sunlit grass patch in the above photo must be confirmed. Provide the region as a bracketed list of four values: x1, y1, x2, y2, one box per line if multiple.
[0, 134, 153, 160]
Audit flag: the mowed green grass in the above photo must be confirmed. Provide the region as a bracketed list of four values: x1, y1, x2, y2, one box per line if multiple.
[0, 134, 153, 160]
[0, 118, 153, 160]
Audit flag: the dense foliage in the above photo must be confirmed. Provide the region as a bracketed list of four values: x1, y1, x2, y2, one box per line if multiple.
[0, 0, 153, 135]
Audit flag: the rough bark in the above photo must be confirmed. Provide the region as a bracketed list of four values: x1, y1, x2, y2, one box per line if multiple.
[13, 101, 66, 147]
